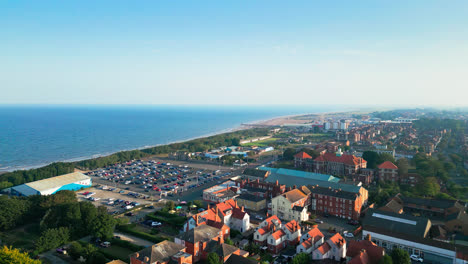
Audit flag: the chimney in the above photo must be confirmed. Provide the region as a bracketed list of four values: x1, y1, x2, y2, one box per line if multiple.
[235, 200, 238, 208]
[216, 206, 219, 216]
[365, 234, 371, 241]
[276, 180, 279, 186]
[293, 185, 297, 189]
[135, 252, 139, 258]
[208, 204, 210, 210]
[266, 212, 269, 217]
[144, 256, 150, 263]
[241, 206, 244, 212]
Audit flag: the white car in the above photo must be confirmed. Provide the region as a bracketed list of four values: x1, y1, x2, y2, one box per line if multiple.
[410, 255, 423, 262]
[344, 232, 354, 238]
[151, 221, 162, 227]
[315, 219, 324, 224]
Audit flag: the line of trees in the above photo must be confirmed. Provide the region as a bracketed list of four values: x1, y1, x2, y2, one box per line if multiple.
[0, 128, 270, 188]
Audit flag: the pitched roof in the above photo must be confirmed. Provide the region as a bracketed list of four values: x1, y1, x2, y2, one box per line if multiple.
[347, 240, 384, 264]
[307, 185, 359, 200]
[243, 168, 268, 178]
[282, 189, 307, 203]
[362, 209, 431, 238]
[314, 152, 367, 166]
[377, 161, 398, 170]
[300, 239, 313, 249]
[130, 241, 185, 263]
[294, 151, 312, 159]
[232, 207, 247, 220]
[178, 225, 221, 243]
[271, 229, 286, 240]
[14, 172, 90, 194]
[259, 167, 340, 183]
[329, 233, 346, 248]
[306, 227, 324, 242]
[237, 193, 266, 202]
[316, 242, 331, 254]
[378, 199, 403, 214]
[207, 241, 239, 258]
[348, 250, 370, 264]
[225, 254, 259, 264]
[264, 215, 281, 225]
[284, 220, 300, 233]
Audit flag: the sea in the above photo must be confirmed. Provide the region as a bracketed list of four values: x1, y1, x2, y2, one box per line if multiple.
[0, 105, 350, 172]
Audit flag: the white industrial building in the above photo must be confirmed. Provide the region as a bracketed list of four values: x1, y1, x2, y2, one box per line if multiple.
[11, 172, 92, 196]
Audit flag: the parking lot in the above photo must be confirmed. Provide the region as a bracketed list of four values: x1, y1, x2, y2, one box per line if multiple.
[77, 186, 154, 215]
[86, 158, 241, 201]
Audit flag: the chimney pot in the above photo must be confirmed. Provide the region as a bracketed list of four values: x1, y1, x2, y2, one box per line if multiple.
[144, 256, 150, 262]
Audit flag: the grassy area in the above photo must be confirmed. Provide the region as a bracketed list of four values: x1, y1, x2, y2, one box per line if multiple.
[0, 223, 41, 251]
[272, 160, 295, 169]
[99, 245, 134, 262]
[241, 138, 278, 147]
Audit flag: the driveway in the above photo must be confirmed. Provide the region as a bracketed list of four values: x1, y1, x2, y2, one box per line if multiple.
[114, 232, 153, 247]
[39, 250, 69, 264]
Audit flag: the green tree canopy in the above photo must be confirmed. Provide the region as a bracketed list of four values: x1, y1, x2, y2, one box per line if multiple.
[206, 252, 222, 264]
[291, 253, 310, 264]
[391, 248, 410, 264]
[378, 254, 393, 264]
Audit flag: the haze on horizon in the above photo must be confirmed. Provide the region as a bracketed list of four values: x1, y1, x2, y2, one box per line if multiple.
[1, 1, 467, 106]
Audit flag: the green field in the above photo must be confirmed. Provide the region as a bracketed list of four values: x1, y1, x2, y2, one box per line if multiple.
[241, 138, 278, 147]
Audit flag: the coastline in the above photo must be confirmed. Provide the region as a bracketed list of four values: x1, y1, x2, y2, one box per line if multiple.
[0, 110, 350, 173]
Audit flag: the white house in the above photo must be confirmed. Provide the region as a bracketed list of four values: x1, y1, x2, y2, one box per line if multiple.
[312, 233, 346, 261]
[297, 227, 325, 254]
[271, 188, 309, 222]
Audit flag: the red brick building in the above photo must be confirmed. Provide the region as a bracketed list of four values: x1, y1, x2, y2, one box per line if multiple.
[236, 178, 286, 199]
[294, 151, 313, 170]
[175, 225, 224, 263]
[377, 161, 398, 183]
[313, 151, 367, 177]
[309, 184, 368, 220]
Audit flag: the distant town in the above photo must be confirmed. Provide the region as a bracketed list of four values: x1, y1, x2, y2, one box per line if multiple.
[1, 109, 468, 264]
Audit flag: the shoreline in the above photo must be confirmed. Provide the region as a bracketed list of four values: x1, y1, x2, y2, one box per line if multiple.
[0, 110, 352, 173]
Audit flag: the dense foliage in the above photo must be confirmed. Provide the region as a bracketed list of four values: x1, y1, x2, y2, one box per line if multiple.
[390, 248, 410, 264]
[35, 227, 70, 253]
[0, 162, 74, 187]
[362, 151, 395, 169]
[0, 246, 41, 264]
[291, 253, 310, 264]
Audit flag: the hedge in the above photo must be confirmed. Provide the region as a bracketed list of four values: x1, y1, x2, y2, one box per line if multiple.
[116, 224, 164, 244]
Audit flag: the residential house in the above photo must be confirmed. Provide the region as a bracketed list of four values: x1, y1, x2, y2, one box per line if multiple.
[312, 233, 347, 261]
[270, 188, 309, 222]
[236, 194, 267, 212]
[266, 219, 302, 254]
[296, 226, 324, 254]
[253, 215, 282, 246]
[175, 225, 224, 263]
[294, 151, 313, 170]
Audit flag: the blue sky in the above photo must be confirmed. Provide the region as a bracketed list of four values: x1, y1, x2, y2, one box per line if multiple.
[1, 1, 467, 106]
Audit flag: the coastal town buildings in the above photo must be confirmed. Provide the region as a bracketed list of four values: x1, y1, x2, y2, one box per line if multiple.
[346, 234, 385, 264]
[202, 181, 239, 203]
[267, 219, 301, 254]
[308, 182, 368, 220]
[312, 149, 367, 176]
[270, 188, 309, 222]
[296, 226, 325, 254]
[312, 233, 347, 261]
[183, 199, 250, 233]
[130, 241, 192, 264]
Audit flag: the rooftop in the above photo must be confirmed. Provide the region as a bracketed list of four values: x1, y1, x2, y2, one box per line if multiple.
[130, 241, 185, 263]
[178, 225, 221, 243]
[362, 209, 431, 238]
[237, 193, 266, 202]
[259, 167, 339, 183]
[13, 172, 90, 194]
[377, 161, 398, 170]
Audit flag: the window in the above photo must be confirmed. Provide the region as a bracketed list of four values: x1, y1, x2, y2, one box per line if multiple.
[257, 235, 259, 239]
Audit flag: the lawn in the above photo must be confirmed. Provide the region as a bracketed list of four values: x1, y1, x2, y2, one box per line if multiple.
[99, 245, 134, 262]
[0, 223, 41, 251]
[241, 138, 278, 147]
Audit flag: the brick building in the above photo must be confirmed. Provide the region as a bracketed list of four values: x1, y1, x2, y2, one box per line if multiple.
[270, 188, 309, 222]
[377, 161, 398, 183]
[130, 241, 192, 264]
[294, 151, 313, 170]
[313, 150, 367, 176]
[236, 178, 286, 199]
[308, 183, 368, 220]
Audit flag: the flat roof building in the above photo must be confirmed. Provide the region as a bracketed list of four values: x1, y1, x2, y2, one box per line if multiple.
[11, 172, 91, 196]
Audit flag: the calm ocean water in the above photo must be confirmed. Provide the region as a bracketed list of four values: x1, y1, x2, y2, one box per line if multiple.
[0, 105, 345, 171]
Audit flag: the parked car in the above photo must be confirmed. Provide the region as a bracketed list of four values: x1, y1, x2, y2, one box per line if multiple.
[315, 219, 324, 224]
[151, 221, 162, 227]
[410, 255, 423, 262]
[100, 241, 111, 248]
[347, 220, 359, 226]
[344, 232, 354, 238]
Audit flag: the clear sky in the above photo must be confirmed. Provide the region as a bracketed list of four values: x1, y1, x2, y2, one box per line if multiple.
[1, 1, 467, 106]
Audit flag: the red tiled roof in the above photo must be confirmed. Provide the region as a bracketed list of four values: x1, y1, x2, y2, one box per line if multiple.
[377, 161, 398, 170]
[271, 229, 286, 240]
[307, 227, 324, 241]
[347, 240, 384, 264]
[294, 151, 312, 159]
[348, 251, 370, 264]
[316, 242, 331, 254]
[283, 189, 307, 203]
[314, 153, 366, 166]
[232, 207, 246, 220]
[284, 220, 300, 233]
[265, 215, 281, 226]
[329, 233, 346, 248]
[258, 227, 269, 235]
[301, 239, 313, 249]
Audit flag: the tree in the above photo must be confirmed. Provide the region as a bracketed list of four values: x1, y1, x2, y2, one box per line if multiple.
[391, 248, 410, 264]
[0, 246, 41, 264]
[418, 177, 440, 197]
[86, 251, 107, 264]
[35, 227, 70, 253]
[90, 210, 116, 240]
[283, 148, 297, 160]
[165, 200, 175, 211]
[379, 153, 396, 164]
[363, 151, 380, 169]
[224, 237, 234, 245]
[291, 253, 309, 264]
[193, 200, 204, 208]
[396, 158, 409, 176]
[206, 252, 222, 264]
[68, 242, 83, 260]
[378, 254, 393, 264]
